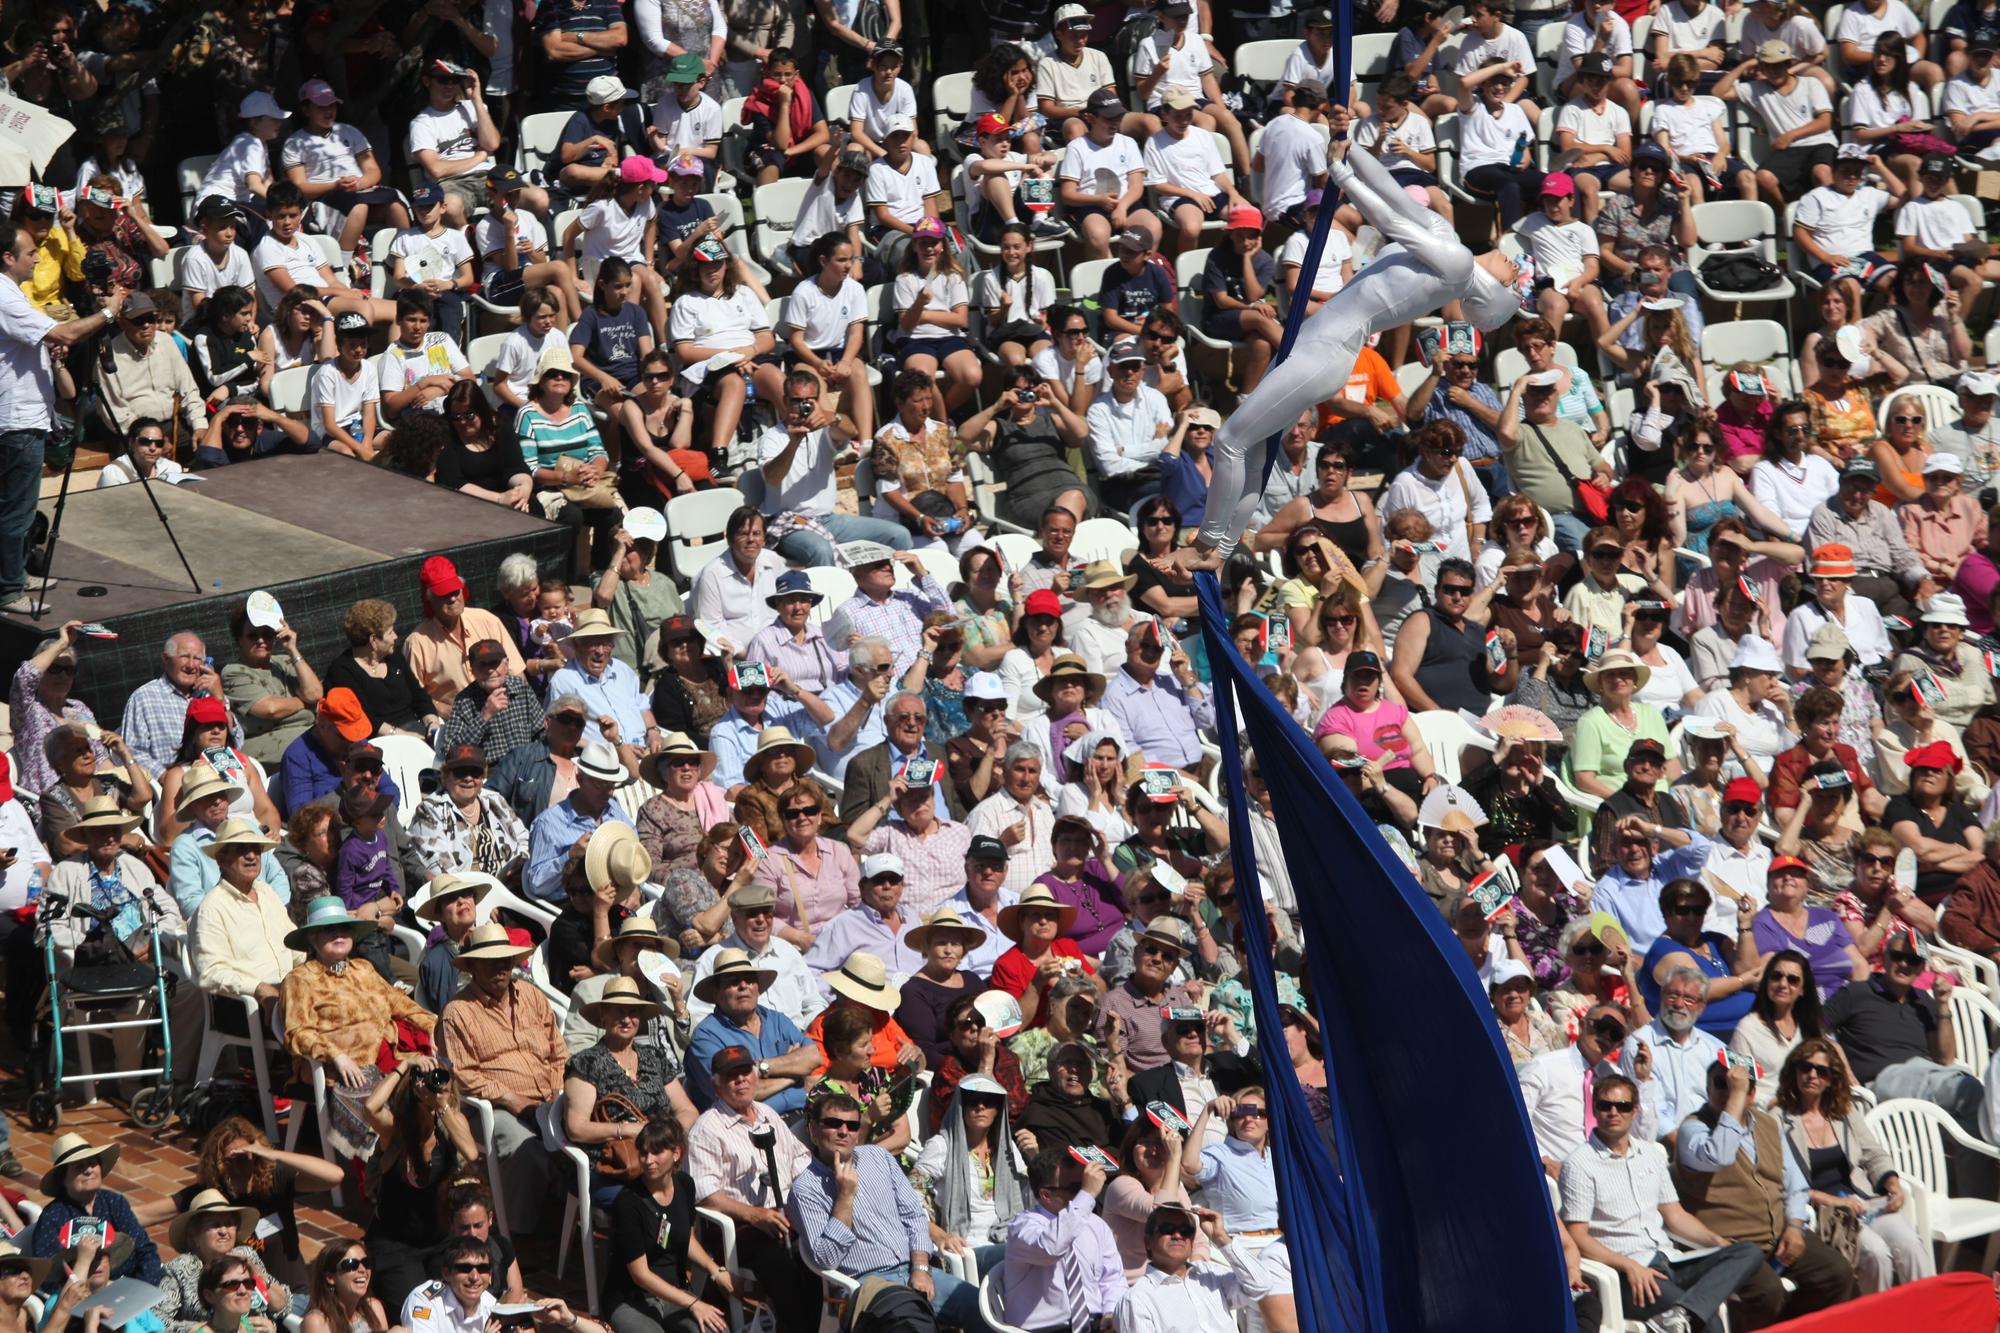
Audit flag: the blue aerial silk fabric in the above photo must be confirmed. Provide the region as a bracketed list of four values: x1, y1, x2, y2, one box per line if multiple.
[1195, 574, 1576, 1332]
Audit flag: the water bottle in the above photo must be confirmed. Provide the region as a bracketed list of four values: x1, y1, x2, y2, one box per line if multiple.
[1509, 133, 1530, 169]
[25, 869, 43, 904]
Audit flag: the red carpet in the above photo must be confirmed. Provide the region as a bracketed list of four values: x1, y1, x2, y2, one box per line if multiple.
[1764, 1272, 1997, 1331]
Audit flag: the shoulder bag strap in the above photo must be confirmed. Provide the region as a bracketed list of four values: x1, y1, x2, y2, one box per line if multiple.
[1527, 422, 1584, 487]
[1893, 305, 1942, 387]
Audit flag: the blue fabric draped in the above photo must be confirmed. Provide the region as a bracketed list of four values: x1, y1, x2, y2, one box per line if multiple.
[1195, 573, 1576, 1332]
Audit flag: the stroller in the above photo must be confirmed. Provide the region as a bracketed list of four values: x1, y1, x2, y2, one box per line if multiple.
[25, 885, 176, 1131]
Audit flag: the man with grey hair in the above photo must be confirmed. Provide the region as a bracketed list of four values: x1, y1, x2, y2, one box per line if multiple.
[833, 543, 952, 675]
[965, 743, 1057, 896]
[1621, 960, 1723, 1151]
[838, 688, 966, 825]
[122, 631, 243, 779]
[812, 636, 894, 782]
[1102, 619, 1214, 776]
[489, 691, 598, 824]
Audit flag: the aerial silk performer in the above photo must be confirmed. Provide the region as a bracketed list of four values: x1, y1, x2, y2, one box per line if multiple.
[1162, 138, 1524, 569]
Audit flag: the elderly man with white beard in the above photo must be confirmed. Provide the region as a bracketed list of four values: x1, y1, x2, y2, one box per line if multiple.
[1620, 967, 1724, 1153]
[1067, 561, 1151, 677]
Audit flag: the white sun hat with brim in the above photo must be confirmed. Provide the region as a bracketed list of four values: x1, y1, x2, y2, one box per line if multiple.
[825, 952, 902, 1010]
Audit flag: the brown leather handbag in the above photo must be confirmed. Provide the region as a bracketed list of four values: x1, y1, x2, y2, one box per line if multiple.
[591, 1090, 647, 1179]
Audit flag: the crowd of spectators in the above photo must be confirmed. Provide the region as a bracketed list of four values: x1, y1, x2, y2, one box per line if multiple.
[7, 0, 2000, 1328]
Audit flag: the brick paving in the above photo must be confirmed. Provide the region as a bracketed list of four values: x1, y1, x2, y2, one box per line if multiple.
[0, 1093, 585, 1303]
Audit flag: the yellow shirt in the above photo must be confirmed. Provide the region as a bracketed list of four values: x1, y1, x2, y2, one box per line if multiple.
[24, 226, 84, 312]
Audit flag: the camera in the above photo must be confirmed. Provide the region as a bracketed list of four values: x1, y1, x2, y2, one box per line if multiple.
[416, 1066, 453, 1092]
[791, 398, 813, 424]
[1014, 388, 1037, 404]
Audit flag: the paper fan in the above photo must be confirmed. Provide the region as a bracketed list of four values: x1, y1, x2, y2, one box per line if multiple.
[1480, 705, 1561, 743]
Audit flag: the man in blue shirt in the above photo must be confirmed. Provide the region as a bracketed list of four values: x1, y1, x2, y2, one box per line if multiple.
[685, 948, 819, 1112]
[1594, 816, 1711, 956]
[523, 739, 633, 901]
[277, 688, 400, 817]
[1102, 622, 1215, 773]
[1406, 322, 1511, 500]
[536, 8, 629, 116]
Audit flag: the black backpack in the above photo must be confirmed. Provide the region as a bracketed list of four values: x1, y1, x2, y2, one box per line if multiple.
[1699, 251, 1784, 293]
[842, 1278, 942, 1333]
[178, 1079, 268, 1138]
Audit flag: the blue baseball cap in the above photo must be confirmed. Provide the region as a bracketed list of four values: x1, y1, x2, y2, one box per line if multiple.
[411, 182, 444, 208]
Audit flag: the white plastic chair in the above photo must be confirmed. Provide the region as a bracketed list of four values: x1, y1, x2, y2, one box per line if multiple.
[267, 366, 312, 416]
[977, 1268, 1031, 1333]
[1233, 39, 1297, 85]
[752, 177, 813, 267]
[931, 70, 975, 146]
[1866, 1098, 2000, 1270]
[804, 566, 858, 623]
[1071, 516, 1139, 566]
[1699, 320, 1795, 399]
[796, 1238, 862, 1333]
[663, 487, 747, 586]
[539, 1095, 603, 1312]
[459, 1096, 512, 1238]
[1879, 385, 1960, 440]
[1948, 986, 2000, 1075]
[1408, 710, 1497, 785]
[371, 733, 434, 823]
[989, 531, 1040, 571]
[193, 992, 284, 1141]
[1687, 199, 1796, 310]
[516, 111, 572, 176]
[281, 1061, 347, 1208]
[1934, 940, 2000, 1005]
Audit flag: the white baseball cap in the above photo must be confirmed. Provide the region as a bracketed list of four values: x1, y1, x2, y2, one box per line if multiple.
[585, 74, 633, 105]
[965, 671, 1008, 702]
[860, 853, 906, 881]
[1961, 372, 2000, 396]
[1488, 959, 1534, 990]
[1924, 452, 1966, 476]
[1054, 2, 1092, 22]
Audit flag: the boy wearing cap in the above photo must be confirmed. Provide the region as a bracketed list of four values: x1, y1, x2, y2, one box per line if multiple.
[1135, 0, 1250, 169]
[1145, 87, 1249, 254]
[966, 114, 1067, 243]
[407, 60, 501, 227]
[279, 80, 410, 262]
[1517, 175, 1610, 338]
[1555, 0, 1638, 119]
[863, 114, 944, 250]
[1933, 373, 2000, 503]
[173, 198, 256, 328]
[556, 76, 651, 193]
[848, 44, 926, 160]
[648, 53, 723, 177]
[1035, 6, 1120, 138]
[307, 311, 386, 460]
[1714, 43, 1839, 210]
[1194, 208, 1282, 388]
[1791, 148, 1906, 300]
[387, 184, 476, 346]
[1098, 227, 1178, 339]
[195, 91, 286, 245]
[1058, 90, 1159, 259]
[1895, 155, 2000, 308]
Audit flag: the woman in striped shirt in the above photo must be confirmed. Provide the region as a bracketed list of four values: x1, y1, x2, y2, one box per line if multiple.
[518, 346, 620, 570]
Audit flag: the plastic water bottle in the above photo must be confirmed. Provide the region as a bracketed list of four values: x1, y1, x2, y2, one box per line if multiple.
[1509, 134, 1530, 168]
[25, 869, 43, 903]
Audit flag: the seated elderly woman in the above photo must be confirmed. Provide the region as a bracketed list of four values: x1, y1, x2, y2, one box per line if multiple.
[564, 915, 692, 1053]
[406, 742, 530, 883]
[46, 793, 183, 964]
[633, 733, 730, 876]
[10, 625, 110, 798]
[647, 616, 729, 746]
[655, 821, 755, 955]
[26, 1133, 162, 1281]
[730, 726, 814, 850]
[169, 767, 291, 919]
[909, 1071, 1028, 1277]
[155, 698, 282, 843]
[1883, 741, 1986, 906]
[38, 723, 152, 859]
[563, 976, 700, 1207]
[278, 896, 438, 1162]
[155, 1191, 289, 1333]
[321, 599, 441, 737]
[1875, 668, 1990, 806]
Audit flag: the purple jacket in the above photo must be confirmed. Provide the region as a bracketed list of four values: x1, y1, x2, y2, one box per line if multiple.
[334, 829, 395, 910]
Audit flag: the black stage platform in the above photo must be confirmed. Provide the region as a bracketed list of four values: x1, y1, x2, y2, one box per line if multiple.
[0, 454, 569, 708]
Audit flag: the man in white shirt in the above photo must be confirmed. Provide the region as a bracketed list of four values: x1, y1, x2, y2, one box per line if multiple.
[1002, 1150, 1129, 1329]
[1945, 41, 2000, 161]
[686, 883, 827, 1026]
[1114, 1203, 1272, 1333]
[1715, 40, 1838, 209]
[1518, 1001, 1660, 1174]
[757, 367, 912, 565]
[1620, 968, 1725, 1150]
[1559, 1072, 1768, 1333]
[1085, 339, 1173, 511]
[1250, 78, 1332, 219]
[1791, 145, 1904, 301]
[406, 60, 502, 226]
[1555, 0, 1639, 120]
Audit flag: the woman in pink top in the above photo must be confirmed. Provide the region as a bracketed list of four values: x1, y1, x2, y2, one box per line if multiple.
[1312, 650, 1437, 802]
[1103, 1118, 1208, 1281]
[1716, 365, 1778, 472]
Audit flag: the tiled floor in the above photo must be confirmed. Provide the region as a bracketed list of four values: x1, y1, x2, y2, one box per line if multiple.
[2, 1093, 583, 1301]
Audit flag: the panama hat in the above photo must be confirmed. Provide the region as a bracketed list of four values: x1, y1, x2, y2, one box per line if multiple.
[41, 1133, 118, 1198]
[69, 793, 140, 836]
[1075, 560, 1137, 592]
[692, 947, 778, 1003]
[996, 883, 1079, 941]
[574, 739, 626, 784]
[451, 921, 535, 969]
[581, 975, 666, 1025]
[199, 816, 276, 860]
[904, 908, 988, 954]
[1582, 648, 1652, 692]
[283, 895, 379, 953]
[175, 763, 247, 819]
[825, 951, 902, 1010]
[584, 822, 652, 896]
[566, 608, 624, 641]
[413, 871, 500, 922]
[743, 726, 817, 783]
[639, 731, 717, 787]
[1032, 655, 1106, 706]
[168, 1189, 261, 1253]
[592, 913, 682, 971]
[0, 1241, 50, 1283]
[1133, 919, 1188, 958]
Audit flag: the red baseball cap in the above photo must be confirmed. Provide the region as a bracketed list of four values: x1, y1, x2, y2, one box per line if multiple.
[1722, 777, 1762, 805]
[186, 696, 228, 727]
[1767, 855, 1812, 879]
[420, 555, 465, 599]
[1024, 589, 1064, 619]
[1906, 740, 1962, 773]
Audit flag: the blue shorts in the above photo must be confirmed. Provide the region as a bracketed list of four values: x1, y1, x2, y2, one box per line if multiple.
[1571, 163, 1623, 186]
[895, 335, 971, 361]
[1809, 252, 1894, 286]
[484, 266, 526, 305]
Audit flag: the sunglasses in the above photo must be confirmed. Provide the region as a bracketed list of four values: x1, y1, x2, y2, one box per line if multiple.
[1137, 942, 1176, 958]
[449, 1263, 492, 1275]
[1613, 499, 1646, 511]
[1886, 952, 1924, 967]
[1892, 415, 1926, 426]
[1143, 515, 1176, 526]
[1666, 902, 1707, 916]
[446, 767, 485, 780]
[1229, 1105, 1267, 1119]
[1768, 972, 1804, 987]
[961, 1094, 1006, 1110]
[336, 1256, 373, 1273]
[1857, 853, 1896, 867]
[1153, 1223, 1198, 1239]
[1325, 614, 1358, 626]
[818, 1117, 862, 1133]
[1798, 1063, 1834, 1078]
[1589, 549, 1622, 561]
[215, 1277, 257, 1293]
[642, 371, 674, 384]
[1436, 583, 1473, 597]
[550, 712, 587, 725]
[783, 805, 822, 819]
[1592, 1099, 1636, 1114]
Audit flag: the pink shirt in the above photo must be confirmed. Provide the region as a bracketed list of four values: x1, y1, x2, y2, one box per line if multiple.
[1314, 698, 1413, 769]
[1672, 556, 1789, 639]
[1951, 550, 2000, 636]
[1719, 398, 1773, 463]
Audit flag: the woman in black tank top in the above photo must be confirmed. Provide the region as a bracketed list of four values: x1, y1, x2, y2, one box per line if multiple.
[1256, 438, 1382, 571]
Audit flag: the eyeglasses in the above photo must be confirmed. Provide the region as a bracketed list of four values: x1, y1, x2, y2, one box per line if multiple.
[1592, 1099, 1636, 1114]
[1137, 943, 1175, 958]
[448, 1263, 492, 1275]
[783, 805, 822, 819]
[1892, 415, 1926, 426]
[1798, 1063, 1834, 1078]
[336, 1256, 372, 1273]
[1886, 952, 1924, 967]
[1686, 441, 1716, 454]
[818, 1117, 862, 1133]
[1504, 515, 1539, 527]
[1569, 941, 1608, 957]
[1722, 801, 1760, 816]
[1436, 583, 1473, 597]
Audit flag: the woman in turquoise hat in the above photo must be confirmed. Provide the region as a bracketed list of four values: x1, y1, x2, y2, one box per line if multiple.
[278, 897, 439, 1162]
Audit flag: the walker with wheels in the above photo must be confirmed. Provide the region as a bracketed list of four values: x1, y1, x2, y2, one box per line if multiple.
[25, 889, 176, 1131]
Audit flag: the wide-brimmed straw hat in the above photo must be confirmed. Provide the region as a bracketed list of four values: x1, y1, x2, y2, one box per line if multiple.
[283, 894, 380, 953]
[744, 726, 816, 782]
[692, 947, 778, 1003]
[1033, 655, 1106, 706]
[904, 908, 988, 954]
[41, 1133, 118, 1198]
[199, 816, 275, 859]
[584, 822, 653, 896]
[825, 952, 902, 1009]
[639, 731, 717, 787]
[591, 914, 682, 971]
[1582, 649, 1652, 692]
[1075, 560, 1136, 592]
[413, 871, 500, 922]
[168, 1189, 260, 1253]
[996, 883, 1079, 941]
[566, 608, 623, 641]
[451, 921, 534, 969]
[70, 793, 141, 836]
[175, 764, 246, 819]
[581, 975, 666, 1025]
[0, 1241, 50, 1282]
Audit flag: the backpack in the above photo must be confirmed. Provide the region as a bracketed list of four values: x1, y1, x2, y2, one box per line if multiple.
[1698, 251, 1783, 293]
[178, 1079, 269, 1138]
[841, 1278, 942, 1333]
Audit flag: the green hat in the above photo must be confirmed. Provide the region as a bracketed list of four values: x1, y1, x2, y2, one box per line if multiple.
[666, 52, 706, 83]
[283, 895, 380, 953]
